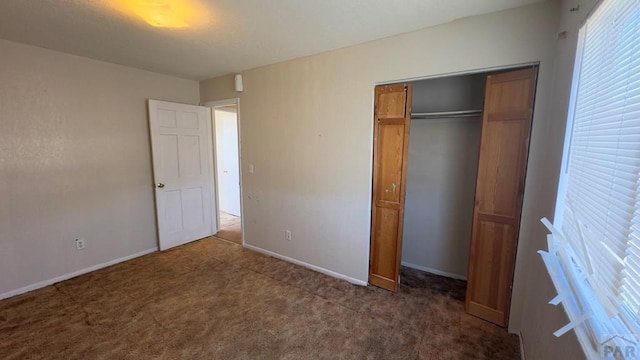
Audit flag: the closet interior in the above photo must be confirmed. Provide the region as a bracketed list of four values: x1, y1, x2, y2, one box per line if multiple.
[401, 73, 485, 281]
[369, 66, 538, 327]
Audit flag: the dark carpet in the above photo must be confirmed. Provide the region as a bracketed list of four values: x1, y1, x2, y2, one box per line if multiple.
[0, 237, 520, 359]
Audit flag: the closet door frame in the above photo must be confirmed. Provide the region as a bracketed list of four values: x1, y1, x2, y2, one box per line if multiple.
[368, 64, 539, 329]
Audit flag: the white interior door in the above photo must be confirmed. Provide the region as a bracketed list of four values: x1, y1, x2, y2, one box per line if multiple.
[148, 100, 217, 251]
[214, 109, 241, 217]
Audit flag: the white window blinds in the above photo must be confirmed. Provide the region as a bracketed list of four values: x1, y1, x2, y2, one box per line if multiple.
[560, 0, 640, 317]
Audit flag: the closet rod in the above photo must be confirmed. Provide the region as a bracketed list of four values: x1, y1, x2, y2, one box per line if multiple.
[411, 109, 483, 119]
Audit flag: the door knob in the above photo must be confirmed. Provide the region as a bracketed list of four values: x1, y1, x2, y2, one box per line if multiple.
[156, 183, 165, 188]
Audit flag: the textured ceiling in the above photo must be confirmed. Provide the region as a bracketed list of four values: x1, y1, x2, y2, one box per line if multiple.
[0, 0, 545, 80]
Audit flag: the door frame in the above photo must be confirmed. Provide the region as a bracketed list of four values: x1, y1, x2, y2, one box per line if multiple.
[367, 62, 540, 311]
[374, 61, 540, 86]
[202, 98, 245, 246]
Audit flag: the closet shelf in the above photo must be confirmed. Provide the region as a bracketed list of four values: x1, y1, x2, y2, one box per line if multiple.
[411, 109, 483, 119]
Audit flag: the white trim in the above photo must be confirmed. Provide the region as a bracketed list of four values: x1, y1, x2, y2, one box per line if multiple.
[207, 106, 220, 235]
[515, 331, 526, 360]
[202, 99, 238, 108]
[365, 85, 376, 283]
[204, 105, 217, 237]
[243, 244, 368, 286]
[401, 261, 467, 280]
[202, 98, 245, 247]
[375, 62, 540, 86]
[0, 247, 158, 300]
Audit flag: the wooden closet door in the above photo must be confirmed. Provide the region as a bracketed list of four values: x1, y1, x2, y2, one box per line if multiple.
[465, 68, 537, 326]
[369, 84, 412, 292]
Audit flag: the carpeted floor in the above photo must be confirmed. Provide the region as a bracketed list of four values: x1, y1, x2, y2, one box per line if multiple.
[0, 237, 520, 359]
[215, 212, 242, 244]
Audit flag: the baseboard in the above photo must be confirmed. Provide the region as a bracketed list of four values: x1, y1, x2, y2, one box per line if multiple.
[516, 331, 526, 360]
[401, 261, 467, 280]
[0, 247, 158, 300]
[243, 244, 368, 286]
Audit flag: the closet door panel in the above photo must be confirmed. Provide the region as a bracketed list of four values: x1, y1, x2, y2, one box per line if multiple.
[467, 218, 517, 325]
[485, 74, 535, 111]
[370, 207, 400, 285]
[475, 119, 528, 217]
[376, 120, 405, 203]
[369, 84, 412, 292]
[377, 92, 406, 119]
[466, 67, 537, 327]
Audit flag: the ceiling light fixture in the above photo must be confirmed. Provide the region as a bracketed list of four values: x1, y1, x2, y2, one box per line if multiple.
[109, 0, 208, 28]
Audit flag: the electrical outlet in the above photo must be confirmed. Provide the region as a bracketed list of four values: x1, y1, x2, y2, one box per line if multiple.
[285, 230, 292, 241]
[75, 238, 85, 250]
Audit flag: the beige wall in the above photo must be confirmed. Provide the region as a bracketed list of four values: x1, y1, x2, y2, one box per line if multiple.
[201, 74, 238, 103]
[0, 0, 599, 357]
[0, 39, 200, 297]
[401, 118, 481, 279]
[200, 3, 589, 358]
[512, 0, 599, 359]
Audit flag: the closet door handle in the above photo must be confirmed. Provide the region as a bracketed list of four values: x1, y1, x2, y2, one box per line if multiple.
[384, 183, 397, 194]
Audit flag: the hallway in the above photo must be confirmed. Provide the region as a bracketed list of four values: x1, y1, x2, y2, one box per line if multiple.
[215, 211, 242, 244]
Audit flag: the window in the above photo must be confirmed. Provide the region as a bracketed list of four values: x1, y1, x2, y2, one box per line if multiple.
[542, 0, 640, 357]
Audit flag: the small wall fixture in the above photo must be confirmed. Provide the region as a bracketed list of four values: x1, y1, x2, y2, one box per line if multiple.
[235, 74, 244, 93]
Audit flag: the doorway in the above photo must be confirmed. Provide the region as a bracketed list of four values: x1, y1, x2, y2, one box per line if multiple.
[205, 100, 243, 245]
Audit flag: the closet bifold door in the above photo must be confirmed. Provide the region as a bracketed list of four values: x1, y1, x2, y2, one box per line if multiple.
[369, 84, 412, 292]
[465, 67, 537, 326]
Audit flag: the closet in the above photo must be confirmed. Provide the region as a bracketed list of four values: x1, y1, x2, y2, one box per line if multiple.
[369, 66, 538, 327]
